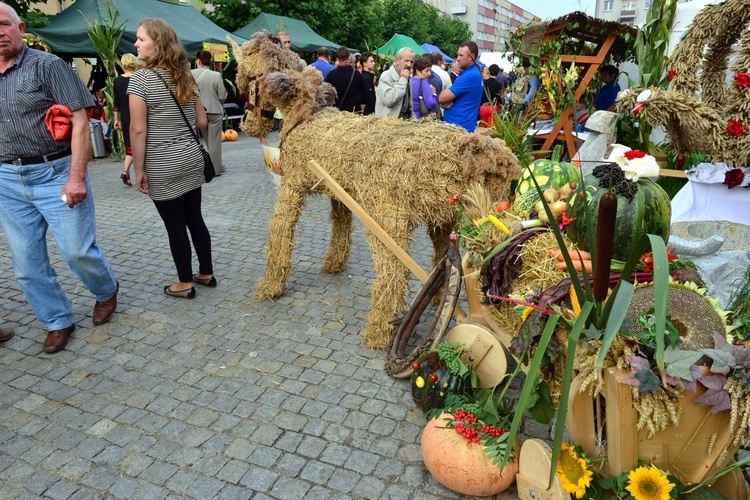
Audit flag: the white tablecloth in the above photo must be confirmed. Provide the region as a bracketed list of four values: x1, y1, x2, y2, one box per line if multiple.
[671, 180, 750, 225]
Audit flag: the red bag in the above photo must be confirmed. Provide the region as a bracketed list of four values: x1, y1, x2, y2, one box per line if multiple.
[45, 104, 73, 140]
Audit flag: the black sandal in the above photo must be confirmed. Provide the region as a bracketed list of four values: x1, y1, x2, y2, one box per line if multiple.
[163, 285, 195, 299]
[120, 171, 132, 186]
[193, 275, 217, 287]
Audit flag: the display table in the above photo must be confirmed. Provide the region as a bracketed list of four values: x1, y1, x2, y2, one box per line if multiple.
[671, 163, 750, 225]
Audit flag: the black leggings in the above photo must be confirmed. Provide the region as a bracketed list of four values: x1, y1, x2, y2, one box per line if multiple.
[153, 187, 213, 283]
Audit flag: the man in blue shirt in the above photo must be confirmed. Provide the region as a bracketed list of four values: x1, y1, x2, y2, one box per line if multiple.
[439, 41, 483, 132]
[595, 65, 621, 111]
[309, 47, 335, 79]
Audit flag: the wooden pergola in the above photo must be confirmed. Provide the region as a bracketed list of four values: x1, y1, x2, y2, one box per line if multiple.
[522, 13, 636, 160]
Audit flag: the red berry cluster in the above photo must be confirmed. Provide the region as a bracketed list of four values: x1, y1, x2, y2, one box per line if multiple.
[480, 424, 506, 437]
[452, 409, 478, 424]
[454, 424, 481, 444]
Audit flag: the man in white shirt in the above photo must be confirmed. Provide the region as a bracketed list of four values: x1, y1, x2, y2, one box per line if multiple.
[430, 52, 452, 92]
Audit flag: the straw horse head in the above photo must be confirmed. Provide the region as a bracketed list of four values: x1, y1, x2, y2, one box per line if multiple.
[254, 59, 522, 349]
[615, 0, 750, 166]
[229, 31, 307, 140]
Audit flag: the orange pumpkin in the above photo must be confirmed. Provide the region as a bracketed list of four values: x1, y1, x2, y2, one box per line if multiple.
[421, 412, 518, 497]
[224, 129, 238, 141]
[220, 131, 226, 142]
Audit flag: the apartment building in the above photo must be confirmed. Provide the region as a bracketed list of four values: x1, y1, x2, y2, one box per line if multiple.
[594, 0, 694, 25]
[422, 0, 540, 52]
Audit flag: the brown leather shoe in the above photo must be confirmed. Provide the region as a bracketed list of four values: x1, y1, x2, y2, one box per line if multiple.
[0, 327, 14, 342]
[44, 325, 75, 353]
[93, 281, 118, 326]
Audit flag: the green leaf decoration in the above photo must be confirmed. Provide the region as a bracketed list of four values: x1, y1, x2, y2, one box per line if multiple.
[664, 347, 703, 381]
[501, 314, 560, 468]
[700, 348, 736, 375]
[527, 380, 554, 424]
[635, 367, 660, 394]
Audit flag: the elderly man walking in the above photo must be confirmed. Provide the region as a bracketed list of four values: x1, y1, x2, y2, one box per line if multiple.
[375, 48, 414, 119]
[0, 2, 119, 353]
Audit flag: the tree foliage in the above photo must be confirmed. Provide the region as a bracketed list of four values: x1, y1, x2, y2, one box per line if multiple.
[204, 0, 471, 56]
[8, 0, 50, 28]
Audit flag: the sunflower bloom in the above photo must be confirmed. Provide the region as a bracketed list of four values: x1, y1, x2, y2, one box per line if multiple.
[625, 465, 675, 500]
[555, 443, 593, 498]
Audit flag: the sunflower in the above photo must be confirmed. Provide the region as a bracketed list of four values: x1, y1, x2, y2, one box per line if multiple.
[555, 443, 593, 499]
[625, 465, 675, 500]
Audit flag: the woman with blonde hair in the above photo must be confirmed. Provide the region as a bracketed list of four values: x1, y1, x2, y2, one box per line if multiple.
[128, 18, 216, 298]
[113, 53, 141, 185]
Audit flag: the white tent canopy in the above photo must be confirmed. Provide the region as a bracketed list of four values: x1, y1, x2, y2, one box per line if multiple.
[478, 52, 513, 72]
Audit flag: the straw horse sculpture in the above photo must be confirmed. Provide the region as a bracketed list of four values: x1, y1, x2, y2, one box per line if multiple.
[232, 32, 522, 348]
[616, 0, 750, 166]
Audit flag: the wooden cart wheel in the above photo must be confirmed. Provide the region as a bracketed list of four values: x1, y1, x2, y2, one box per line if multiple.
[516, 439, 570, 500]
[386, 244, 462, 378]
[444, 323, 508, 389]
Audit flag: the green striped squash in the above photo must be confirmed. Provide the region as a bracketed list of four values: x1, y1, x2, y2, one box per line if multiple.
[565, 174, 672, 261]
[512, 159, 580, 217]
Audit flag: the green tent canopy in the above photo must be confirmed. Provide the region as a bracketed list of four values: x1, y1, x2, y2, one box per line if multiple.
[376, 34, 426, 58]
[27, 0, 246, 58]
[233, 13, 341, 53]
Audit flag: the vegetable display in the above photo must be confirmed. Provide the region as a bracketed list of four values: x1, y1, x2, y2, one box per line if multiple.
[565, 165, 671, 261]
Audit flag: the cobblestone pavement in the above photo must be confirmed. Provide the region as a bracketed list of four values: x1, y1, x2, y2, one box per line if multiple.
[0, 132, 522, 499]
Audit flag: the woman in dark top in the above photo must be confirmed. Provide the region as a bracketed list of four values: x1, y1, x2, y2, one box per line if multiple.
[325, 46, 368, 113]
[113, 53, 141, 185]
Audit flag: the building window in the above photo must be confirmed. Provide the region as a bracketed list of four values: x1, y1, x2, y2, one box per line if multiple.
[603, 0, 614, 11]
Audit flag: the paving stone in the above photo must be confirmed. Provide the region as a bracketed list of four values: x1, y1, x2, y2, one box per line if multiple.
[216, 459, 250, 485]
[165, 469, 199, 494]
[43, 478, 80, 500]
[186, 476, 224, 499]
[239, 465, 279, 492]
[327, 468, 361, 494]
[248, 445, 283, 468]
[140, 460, 179, 485]
[276, 453, 307, 476]
[268, 476, 311, 498]
[320, 443, 352, 466]
[300, 460, 336, 483]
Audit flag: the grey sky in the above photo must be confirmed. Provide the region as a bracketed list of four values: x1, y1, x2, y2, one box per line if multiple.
[522, 0, 598, 20]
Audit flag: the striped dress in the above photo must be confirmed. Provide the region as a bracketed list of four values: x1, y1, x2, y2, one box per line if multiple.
[127, 68, 204, 201]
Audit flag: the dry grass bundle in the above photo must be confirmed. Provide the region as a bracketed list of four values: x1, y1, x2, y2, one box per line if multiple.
[255, 62, 521, 350]
[617, 0, 750, 165]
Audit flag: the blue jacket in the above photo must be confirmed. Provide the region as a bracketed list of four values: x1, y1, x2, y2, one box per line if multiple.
[443, 64, 483, 132]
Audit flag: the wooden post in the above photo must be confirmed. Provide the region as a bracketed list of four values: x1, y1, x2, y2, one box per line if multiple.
[603, 367, 639, 476]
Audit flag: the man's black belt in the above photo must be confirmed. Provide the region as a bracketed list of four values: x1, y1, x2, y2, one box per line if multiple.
[2, 149, 71, 166]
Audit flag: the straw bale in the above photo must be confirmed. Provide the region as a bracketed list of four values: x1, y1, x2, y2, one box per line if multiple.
[254, 62, 521, 349]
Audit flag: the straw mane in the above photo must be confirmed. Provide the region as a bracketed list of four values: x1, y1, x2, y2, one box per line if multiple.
[616, 0, 750, 165]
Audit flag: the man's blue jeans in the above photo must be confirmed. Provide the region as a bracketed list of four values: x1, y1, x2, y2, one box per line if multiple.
[0, 155, 117, 331]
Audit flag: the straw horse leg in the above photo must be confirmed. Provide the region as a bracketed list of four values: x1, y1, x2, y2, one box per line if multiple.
[361, 216, 415, 349]
[322, 198, 353, 274]
[257, 183, 306, 299]
[428, 222, 452, 268]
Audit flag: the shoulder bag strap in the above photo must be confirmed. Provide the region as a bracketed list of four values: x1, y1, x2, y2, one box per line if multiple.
[152, 69, 201, 147]
[338, 68, 356, 110]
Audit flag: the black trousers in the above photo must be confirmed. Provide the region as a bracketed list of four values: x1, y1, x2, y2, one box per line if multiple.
[153, 187, 213, 283]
